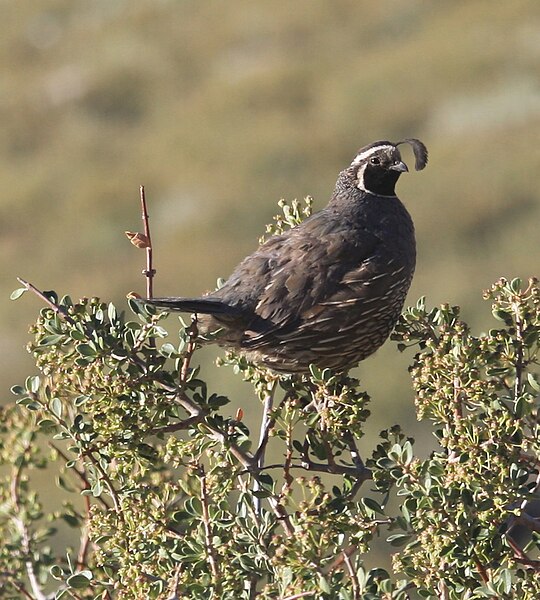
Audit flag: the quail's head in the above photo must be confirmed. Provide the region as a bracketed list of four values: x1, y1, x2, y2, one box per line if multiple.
[350, 138, 428, 196]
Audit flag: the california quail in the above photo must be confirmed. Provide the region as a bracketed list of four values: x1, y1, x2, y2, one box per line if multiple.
[147, 139, 428, 373]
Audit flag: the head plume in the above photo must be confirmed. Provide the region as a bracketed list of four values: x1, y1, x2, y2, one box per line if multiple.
[395, 139, 428, 171]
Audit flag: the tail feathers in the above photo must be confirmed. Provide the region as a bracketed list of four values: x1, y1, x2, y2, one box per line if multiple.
[144, 296, 242, 317]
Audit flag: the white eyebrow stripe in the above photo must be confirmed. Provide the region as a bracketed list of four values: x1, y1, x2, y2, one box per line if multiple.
[351, 145, 394, 166]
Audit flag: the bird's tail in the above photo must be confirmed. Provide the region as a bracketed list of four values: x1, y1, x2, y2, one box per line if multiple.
[143, 296, 242, 317]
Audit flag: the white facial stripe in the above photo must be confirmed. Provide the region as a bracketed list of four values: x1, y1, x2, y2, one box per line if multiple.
[356, 163, 368, 192]
[351, 145, 394, 166]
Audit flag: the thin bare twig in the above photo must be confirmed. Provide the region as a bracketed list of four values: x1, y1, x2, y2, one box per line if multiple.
[254, 380, 280, 464]
[44, 447, 94, 574]
[10, 437, 47, 600]
[85, 452, 123, 517]
[342, 432, 365, 472]
[513, 302, 524, 401]
[16, 277, 73, 322]
[437, 579, 450, 600]
[343, 550, 360, 600]
[153, 380, 257, 470]
[253, 380, 278, 513]
[166, 564, 183, 599]
[76, 495, 92, 570]
[180, 317, 199, 386]
[507, 536, 540, 570]
[299, 459, 370, 477]
[248, 576, 258, 600]
[298, 435, 371, 482]
[280, 414, 294, 500]
[267, 497, 295, 537]
[49, 443, 111, 510]
[279, 592, 316, 600]
[472, 551, 490, 585]
[326, 545, 357, 574]
[199, 467, 221, 591]
[342, 431, 371, 495]
[148, 413, 206, 435]
[139, 185, 156, 300]
[7, 579, 34, 600]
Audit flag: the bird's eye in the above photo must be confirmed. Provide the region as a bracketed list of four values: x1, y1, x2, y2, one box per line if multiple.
[370, 157, 380, 165]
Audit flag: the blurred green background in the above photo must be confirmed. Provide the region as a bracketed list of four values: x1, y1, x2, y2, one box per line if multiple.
[2, 0, 539, 492]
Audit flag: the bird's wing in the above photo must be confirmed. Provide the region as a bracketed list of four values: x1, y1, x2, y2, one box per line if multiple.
[225, 211, 381, 345]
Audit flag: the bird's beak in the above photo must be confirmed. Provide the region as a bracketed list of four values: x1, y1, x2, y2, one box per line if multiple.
[390, 161, 408, 173]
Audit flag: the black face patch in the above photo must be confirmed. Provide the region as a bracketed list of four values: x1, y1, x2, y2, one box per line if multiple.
[360, 162, 401, 196]
[354, 147, 404, 196]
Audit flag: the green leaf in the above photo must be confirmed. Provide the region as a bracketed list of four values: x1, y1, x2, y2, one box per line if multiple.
[309, 364, 322, 381]
[17, 399, 41, 410]
[70, 329, 86, 341]
[77, 343, 97, 357]
[91, 480, 102, 497]
[387, 533, 412, 547]
[10, 287, 27, 300]
[39, 334, 65, 346]
[107, 302, 117, 322]
[496, 568, 512, 594]
[25, 375, 40, 393]
[258, 473, 274, 489]
[171, 510, 192, 524]
[38, 418, 57, 432]
[509, 277, 522, 294]
[160, 343, 177, 357]
[51, 397, 63, 419]
[43, 289, 59, 303]
[318, 573, 331, 594]
[388, 443, 403, 462]
[128, 297, 143, 315]
[492, 309, 511, 323]
[50, 565, 64, 580]
[67, 571, 92, 589]
[253, 489, 272, 498]
[528, 373, 540, 392]
[56, 475, 76, 493]
[61, 513, 80, 527]
[292, 440, 305, 453]
[185, 497, 203, 516]
[60, 295, 73, 306]
[514, 396, 529, 418]
[402, 440, 413, 465]
[363, 497, 384, 515]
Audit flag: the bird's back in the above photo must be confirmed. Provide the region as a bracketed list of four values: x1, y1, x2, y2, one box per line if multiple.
[203, 183, 416, 372]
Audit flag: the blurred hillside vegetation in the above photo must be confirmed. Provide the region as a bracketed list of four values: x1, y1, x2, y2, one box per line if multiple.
[2, 0, 540, 439]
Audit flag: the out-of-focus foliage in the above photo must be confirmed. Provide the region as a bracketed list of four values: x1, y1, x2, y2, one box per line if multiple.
[2, 201, 540, 598]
